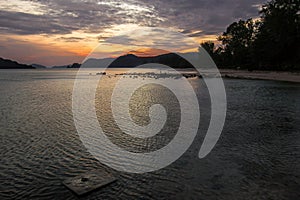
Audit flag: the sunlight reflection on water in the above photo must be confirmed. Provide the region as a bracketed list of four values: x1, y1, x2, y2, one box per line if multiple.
[0, 69, 299, 199]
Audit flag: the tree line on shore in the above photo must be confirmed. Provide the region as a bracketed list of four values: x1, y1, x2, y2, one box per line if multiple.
[201, 0, 300, 71]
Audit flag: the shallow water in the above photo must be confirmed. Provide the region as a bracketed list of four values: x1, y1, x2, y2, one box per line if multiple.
[0, 69, 299, 199]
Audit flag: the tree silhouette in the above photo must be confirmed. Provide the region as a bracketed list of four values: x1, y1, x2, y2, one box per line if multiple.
[254, 0, 300, 70]
[218, 19, 257, 68]
[204, 0, 300, 71]
[201, 41, 215, 56]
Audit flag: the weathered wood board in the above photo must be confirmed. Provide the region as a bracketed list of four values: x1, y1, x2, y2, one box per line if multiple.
[63, 170, 117, 196]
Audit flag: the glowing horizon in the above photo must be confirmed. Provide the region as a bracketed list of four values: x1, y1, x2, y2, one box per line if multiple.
[0, 0, 263, 66]
[0, 25, 217, 66]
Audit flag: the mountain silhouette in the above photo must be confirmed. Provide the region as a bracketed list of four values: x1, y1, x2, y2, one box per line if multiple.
[80, 53, 194, 68]
[0, 58, 34, 69]
[32, 64, 46, 69]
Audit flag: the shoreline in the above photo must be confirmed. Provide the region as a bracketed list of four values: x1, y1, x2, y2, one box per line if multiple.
[219, 69, 300, 83]
[0, 68, 299, 83]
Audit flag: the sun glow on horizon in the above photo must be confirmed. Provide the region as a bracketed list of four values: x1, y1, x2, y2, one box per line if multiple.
[0, 0, 263, 66]
[0, 23, 217, 66]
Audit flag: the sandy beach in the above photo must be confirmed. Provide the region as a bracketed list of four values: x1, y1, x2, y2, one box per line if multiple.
[220, 69, 300, 83]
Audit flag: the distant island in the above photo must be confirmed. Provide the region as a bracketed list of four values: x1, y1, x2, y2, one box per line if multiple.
[109, 53, 194, 68]
[73, 53, 194, 69]
[0, 57, 34, 69]
[52, 63, 81, 69]
[32, 64, 47, 69]
[0, 57, 82, 69]
[44, 53, 194, 69]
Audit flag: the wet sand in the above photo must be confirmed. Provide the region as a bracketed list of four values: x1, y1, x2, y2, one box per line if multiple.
[220, 70, 300, 83]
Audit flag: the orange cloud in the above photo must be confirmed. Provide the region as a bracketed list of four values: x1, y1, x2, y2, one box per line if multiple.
[127, 48, 170, 57]
[0, 25, 218, 66]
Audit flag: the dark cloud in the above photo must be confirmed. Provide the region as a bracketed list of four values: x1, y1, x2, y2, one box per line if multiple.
[0, 0, 161, 35]
[57, 36, 86, 42]
[97, 35, 111, 41]
[0, 10, 74, 34]
[101, 27, 199, 51]
[0, 0, 266, 36]
[187, 32, 205, 37]
[104, 35, 138, 45]
[140, 0, 265, 35]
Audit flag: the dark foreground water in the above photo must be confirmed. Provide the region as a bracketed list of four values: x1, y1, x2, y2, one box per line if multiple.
[0, 69, 299, 200]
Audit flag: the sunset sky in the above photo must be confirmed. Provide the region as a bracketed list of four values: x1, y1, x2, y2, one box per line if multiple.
[0, 0, 265, 66]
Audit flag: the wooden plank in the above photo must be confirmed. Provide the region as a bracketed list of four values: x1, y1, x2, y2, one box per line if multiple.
[63, 170, 117, 196]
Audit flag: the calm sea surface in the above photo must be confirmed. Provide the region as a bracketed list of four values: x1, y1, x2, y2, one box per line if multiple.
[0, 69, 299, 199]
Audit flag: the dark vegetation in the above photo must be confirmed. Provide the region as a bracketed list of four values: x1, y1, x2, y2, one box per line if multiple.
[67, 63, 81, 68]
[201, 0, 300, 70]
